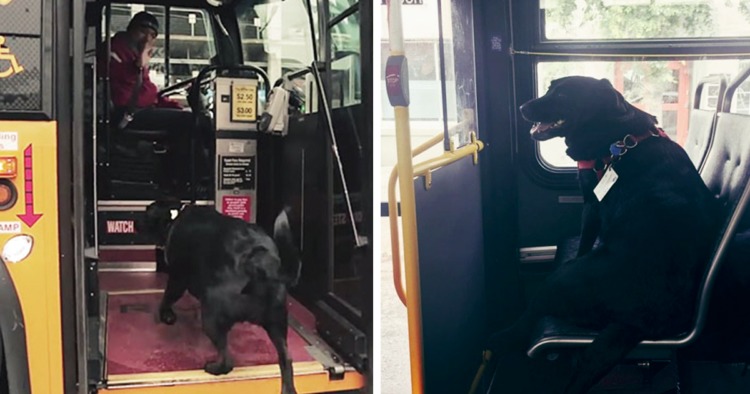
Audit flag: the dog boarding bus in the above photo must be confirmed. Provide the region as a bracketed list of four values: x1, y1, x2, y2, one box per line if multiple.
[383, 0, 750, 393]
[0, 0, 372, 393]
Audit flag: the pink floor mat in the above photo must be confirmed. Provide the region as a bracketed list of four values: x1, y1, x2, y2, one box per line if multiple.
[106, 292, 315, 375]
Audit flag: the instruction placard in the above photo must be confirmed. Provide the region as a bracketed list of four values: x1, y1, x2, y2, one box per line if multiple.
[231, 84, 257, 122]
[222, 195, 251, 222]
[220, 156, 255, 190]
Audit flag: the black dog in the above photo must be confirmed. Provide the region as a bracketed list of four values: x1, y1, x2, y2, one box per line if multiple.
[488, 76, 721, 393]
[139, 201, 301, 394]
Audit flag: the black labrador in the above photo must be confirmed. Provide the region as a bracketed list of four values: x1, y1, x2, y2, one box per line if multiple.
[487, 76, 721, 393]
[139, 201, 302, 394]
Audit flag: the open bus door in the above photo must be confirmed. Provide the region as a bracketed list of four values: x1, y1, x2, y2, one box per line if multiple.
[384, 0, 488, 393]
[0, 0, 372, 393]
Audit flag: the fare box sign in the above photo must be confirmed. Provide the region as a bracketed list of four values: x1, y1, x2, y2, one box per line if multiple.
[222, 195, 252, 222]
[231, 84, 257, 122]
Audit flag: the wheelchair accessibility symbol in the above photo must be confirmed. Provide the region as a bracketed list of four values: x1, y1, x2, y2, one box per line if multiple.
[0, 35, 24, 78]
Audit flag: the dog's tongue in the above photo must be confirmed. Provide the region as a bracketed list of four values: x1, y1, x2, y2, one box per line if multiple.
[530, 122, 553, 135]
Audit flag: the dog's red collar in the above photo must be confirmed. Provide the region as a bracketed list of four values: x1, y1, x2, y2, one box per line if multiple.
[578, 158, 610, 181]
[577, 128, 670, 180]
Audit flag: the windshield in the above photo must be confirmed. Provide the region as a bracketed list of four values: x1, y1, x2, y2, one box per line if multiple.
[235, 0, 316, 85]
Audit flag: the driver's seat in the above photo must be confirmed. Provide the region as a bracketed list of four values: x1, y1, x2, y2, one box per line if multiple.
[102, 117, 182, 199]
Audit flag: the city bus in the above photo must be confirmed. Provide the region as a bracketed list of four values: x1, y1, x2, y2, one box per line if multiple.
[0, 0, 372, 393]
[382, 0, 750, 393]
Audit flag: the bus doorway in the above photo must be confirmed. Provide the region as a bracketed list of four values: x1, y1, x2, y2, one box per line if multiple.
[76, 1, 372, 392]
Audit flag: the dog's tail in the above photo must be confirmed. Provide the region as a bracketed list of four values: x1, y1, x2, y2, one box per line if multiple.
[274, 207, 302, 287]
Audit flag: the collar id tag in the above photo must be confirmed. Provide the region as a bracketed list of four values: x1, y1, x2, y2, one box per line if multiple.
[593, 167, 618, 201]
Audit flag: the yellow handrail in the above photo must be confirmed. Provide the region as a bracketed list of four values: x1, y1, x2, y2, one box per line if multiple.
[413, 132, 484, 188]
[389, 133, 444, 306]
[386, 0, 426, 389]
[393, 105, 425, 394]
[468, 350, 492, 394]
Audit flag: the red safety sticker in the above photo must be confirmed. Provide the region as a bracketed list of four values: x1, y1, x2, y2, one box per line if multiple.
[222, 195, 252, 222]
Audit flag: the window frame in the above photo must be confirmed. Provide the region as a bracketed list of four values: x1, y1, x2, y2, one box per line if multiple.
[513, 0, 750, 187]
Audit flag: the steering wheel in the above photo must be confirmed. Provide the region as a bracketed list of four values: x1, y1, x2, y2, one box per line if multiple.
[157, 72, 218, 114]
[158, 77, 195, 98]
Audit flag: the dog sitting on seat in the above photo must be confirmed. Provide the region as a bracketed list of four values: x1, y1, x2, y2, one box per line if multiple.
[487, 76, 721, 393]
[139, 201, 301, 394]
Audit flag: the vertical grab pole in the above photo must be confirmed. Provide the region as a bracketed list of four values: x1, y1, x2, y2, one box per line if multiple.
[385, 1, 424, 392]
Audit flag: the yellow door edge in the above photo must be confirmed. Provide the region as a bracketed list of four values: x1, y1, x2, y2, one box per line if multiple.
[106, 361, 323, 384]
[101, 362, 364, 393]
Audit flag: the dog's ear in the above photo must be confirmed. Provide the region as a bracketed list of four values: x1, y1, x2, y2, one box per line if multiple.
[138, 201, 178, 240]
[599, 78, 628, 115]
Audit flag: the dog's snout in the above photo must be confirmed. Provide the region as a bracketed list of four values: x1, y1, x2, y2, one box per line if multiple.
[519, 101, 534, 121]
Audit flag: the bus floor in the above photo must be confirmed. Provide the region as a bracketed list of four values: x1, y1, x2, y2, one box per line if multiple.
[91, 271, 364, 393]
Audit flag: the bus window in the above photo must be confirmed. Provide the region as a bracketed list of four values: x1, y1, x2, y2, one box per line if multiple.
[0, 0, 40, 35]
[0, 0, 44, 113]
[380, 1, 476, 152]
[330, 6, 361, 108]
[541, 0, 750, 40]
[236, 0, 315, 110]
[330, 0, 358, 20]
[536, 59, 750, 168]
[166, 8, 216, 87]
[0, 36, 42, 112]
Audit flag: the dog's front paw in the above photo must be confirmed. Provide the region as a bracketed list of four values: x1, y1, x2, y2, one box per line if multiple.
[159, 307, 177, 325]
[204, 360, 234, 375]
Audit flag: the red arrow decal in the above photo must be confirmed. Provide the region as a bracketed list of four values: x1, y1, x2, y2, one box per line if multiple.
[17, 144, 42, 227]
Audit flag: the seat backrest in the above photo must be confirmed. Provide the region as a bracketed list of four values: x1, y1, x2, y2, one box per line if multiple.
[685, 75, 727, 172]
[700, 70, 750, 224]
[685, 65, 750, 344]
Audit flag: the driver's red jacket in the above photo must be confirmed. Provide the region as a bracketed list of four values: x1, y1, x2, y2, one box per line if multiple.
[98, 32, 181, 109]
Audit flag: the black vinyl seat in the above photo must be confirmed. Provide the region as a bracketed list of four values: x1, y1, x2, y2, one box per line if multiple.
[528, 66, 750, 362]
[102, 122, 182, 197]
[684, 75, 727, 172]
[117, 126, 177, 142]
